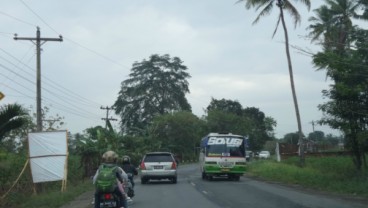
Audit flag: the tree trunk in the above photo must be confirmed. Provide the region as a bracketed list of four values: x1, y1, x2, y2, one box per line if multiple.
[279, 6, 305, 166]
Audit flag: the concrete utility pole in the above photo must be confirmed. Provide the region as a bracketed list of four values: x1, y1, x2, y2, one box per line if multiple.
[14, 27, 63, 132]
[100, 106, 117, 128]
[311, 120, 315, 132]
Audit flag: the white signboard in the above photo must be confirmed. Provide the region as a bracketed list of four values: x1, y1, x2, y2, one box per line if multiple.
[28, 131, 68, 183]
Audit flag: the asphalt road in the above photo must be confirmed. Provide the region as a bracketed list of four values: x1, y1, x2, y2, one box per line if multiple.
[61, 163, 368, 208]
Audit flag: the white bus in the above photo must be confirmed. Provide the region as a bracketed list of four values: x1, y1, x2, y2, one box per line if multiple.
[199, 133, 247, 181]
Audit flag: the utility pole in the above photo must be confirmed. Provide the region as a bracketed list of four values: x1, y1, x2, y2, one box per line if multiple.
[100, 106, 117, 128]
[311, 120, 315, 132]
[14, 27, 63, 132]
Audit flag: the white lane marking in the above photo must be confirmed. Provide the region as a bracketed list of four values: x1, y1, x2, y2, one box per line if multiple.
[190, 182, 196, 186]
[202, 190, 208, 195]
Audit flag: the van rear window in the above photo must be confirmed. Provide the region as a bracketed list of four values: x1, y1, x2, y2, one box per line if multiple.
[144, 154, 173, 162]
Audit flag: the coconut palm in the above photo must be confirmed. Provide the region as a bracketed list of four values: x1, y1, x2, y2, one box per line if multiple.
[307, 0, 365, 52]
[0, 103, 28, 142]
[238, 0, 311, 166]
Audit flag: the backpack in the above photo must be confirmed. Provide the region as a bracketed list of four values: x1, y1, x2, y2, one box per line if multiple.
[95, 165, 117, 193]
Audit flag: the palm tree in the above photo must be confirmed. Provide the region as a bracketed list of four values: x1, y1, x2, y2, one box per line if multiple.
[0, 103, 28, 142]
[308, 0, 364, 52]
[238, 0, 311, 166]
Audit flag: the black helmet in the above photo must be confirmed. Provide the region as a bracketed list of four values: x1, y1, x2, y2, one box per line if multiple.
[122, 155, 131, 163]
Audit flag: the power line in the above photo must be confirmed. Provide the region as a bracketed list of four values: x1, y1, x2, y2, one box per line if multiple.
[0, 48, 101, 108]
[0, 10, 36, 27]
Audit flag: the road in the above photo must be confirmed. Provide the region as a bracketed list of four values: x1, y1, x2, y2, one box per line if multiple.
[61, 163, 368, 208]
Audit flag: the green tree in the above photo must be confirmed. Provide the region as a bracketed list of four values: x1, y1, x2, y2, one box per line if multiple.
[0, 104, 28, 142]
[206, 98, 243, 116]
[206, 110, 249, 135]
[283, 132, 299, 145]
[114, 54, 192, 135]
[308, 130, 325, 142]
[243, 107, 273, 151]
[149, 111, 206, 161]
[308, 1, 368, 170]
[307, 0, 363, 53]
[205, 98, 275, 151]
[238, 0, 311, 166]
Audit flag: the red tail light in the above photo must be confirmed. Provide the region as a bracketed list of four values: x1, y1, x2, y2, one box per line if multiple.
[171, 162, 177, 169]
[104, 193, 112, 200]
[140, 161, 146, 170]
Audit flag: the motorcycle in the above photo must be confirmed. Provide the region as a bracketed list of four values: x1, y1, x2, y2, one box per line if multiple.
[125, 173, 135, 198]
[97, 192, 121, 208]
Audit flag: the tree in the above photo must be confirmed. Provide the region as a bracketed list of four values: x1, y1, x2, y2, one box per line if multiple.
[149, 111, 206, 161]
[283, 132, 299, 145]
[307, 0, 363, 53]
[238, 0, 311, 166]
[308, 130, 325, 142]
[205, 98, 275, 151]
[114, 54, 192, 135]
[0, 104, 28, 142]
[308, 1, 368, 170]
[206, 98, 243, 116]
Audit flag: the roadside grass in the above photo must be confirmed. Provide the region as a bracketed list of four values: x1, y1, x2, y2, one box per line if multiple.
[9, 180, 93, 208]
[246, 156, 368, 198]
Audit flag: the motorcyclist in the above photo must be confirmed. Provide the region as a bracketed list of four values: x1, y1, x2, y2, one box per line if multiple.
[93, 151, 128, 208]
[121, 155, 138, 188]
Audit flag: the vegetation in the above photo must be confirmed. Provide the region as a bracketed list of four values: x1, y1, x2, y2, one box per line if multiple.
[247, 156, 368, 197]
[307, 0, 368, 170]
[238, 0, 311, 166]
[3, 1, 368, 206]
[114, 54, 192, 135]
[0, 103, 28, 142]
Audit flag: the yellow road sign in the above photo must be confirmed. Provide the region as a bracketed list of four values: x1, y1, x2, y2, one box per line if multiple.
[0, 92, 4, 100]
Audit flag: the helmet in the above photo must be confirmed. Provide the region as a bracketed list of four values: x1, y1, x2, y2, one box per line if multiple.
[102, 151, 118, 163]
[122, 155, 131, 164]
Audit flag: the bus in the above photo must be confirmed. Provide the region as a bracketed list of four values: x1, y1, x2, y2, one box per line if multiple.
[199, 133, 247, 181]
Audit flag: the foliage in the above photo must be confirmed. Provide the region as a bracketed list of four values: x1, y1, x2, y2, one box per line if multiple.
[148, 111, 206, 161]
[308, 130, 325, 142]
[247, 156, 368, 197]
[308, 1, 368, 170]
[282, 132, 300, 145]
[114, 54, 192, 135]
[205, 98, 275, 151]
[0, 152, 88, 207]
[0, 103, 29, 142]
[238, 0, 311, 166]
[206, 98, 243, 115]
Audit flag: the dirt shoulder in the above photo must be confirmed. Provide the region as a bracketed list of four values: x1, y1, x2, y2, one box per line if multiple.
[59, 190, 94, 208]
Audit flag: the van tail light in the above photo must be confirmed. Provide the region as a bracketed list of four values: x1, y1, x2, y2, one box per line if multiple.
[171, 162, 177, 169]
[140, 161, 146, 170]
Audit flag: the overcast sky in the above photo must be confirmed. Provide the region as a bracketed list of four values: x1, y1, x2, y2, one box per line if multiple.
[1, 0, 358, 138]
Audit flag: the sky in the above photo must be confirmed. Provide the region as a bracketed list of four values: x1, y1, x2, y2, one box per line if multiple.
[1, 0, 360, 138]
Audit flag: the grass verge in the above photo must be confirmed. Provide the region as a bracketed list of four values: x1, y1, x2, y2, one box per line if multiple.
[246, 156, 368, 198]
[3, 180, 94, 208]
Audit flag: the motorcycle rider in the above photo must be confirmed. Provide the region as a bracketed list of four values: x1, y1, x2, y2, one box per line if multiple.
[121, 155, 138, 188]
[93, 151, 128, 208]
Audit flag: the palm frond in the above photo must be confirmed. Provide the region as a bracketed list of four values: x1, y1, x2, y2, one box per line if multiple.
[272, 14, 282, 38]
[283, 0, 302, 28]
[252, 1, 274, 25]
